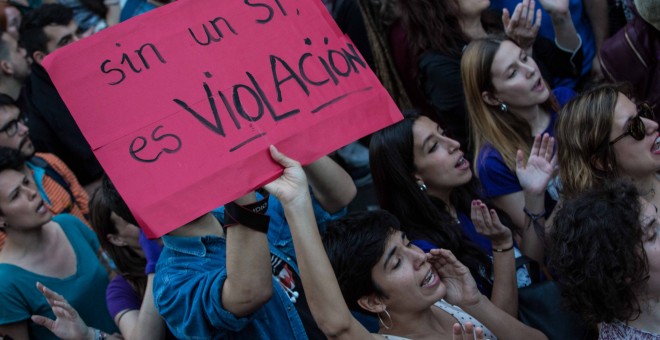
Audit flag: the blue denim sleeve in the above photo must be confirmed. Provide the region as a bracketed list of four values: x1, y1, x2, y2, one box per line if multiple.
[153, 251, 258, 337]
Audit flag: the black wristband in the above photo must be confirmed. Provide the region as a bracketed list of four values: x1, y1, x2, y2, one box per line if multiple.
[492, 244, 515, 253]
[223, 194, 270, 233]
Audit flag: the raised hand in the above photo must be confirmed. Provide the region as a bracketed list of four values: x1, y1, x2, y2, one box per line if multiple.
[31, 282, 92, 340]
[471, 200, 513, 249]
[453, 322, 485, 340]
[516, 133, 556, 196]
[263, 145, 309, 207]
[502, 0, 542, 50]
[426, 249, 481, 307]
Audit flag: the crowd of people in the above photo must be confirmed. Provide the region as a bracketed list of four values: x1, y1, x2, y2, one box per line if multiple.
[0, 0, 657, 339]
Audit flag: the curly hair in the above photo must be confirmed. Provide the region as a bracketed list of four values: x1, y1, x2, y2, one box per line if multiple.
[548, 180, 649, 324]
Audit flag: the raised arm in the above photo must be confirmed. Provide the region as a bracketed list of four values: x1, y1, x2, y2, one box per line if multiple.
[303, 156, 356, 214]
[471, 201, 518, 317]
[539, 0, 581, 51]
[515, 133, 556, 263]
[221, 191, 273, 317]
[264, 146, 379, 340]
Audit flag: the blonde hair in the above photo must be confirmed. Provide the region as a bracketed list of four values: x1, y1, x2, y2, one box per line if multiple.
[555, 84, 626, 199]
[462, 37, 557, 174]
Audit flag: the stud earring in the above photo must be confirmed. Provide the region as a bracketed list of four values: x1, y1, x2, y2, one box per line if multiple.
[419, 183, 427, 191]
[499, 102, 508, 112]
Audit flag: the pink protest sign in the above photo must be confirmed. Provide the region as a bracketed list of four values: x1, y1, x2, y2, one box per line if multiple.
[43, 0, 401, 237]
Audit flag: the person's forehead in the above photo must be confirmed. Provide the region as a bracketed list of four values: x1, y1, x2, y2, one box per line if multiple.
[0, 106, 20, 123]
[44, 21, 76, 41]
[491, 41, 520, 72]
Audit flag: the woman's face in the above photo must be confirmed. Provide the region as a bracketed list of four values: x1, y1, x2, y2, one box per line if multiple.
[609, 93, 660, 178]
[412, 116, 472, 198]
[110, 212, 143, 255]
[370, 230, 446, 314]
[639, 201, 660, 298]
[488, 40, 549, 110]
[0, 169, 51, 229]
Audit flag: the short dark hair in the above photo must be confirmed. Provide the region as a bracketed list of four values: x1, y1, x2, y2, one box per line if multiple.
[549, 180, 649, 324]
[322, 210, 400, 314]
[0, 146, 25, 172]
[101, 175, 138, 226]
[19, 3, 73, 58]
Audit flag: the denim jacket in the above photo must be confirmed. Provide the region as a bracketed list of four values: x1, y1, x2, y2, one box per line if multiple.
[154, 193, 344, 339]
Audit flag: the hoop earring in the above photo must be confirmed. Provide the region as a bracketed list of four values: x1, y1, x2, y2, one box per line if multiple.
[419, 183, 427, 192]
[378, 309, 393, 330]
[499, 102, 508, 112]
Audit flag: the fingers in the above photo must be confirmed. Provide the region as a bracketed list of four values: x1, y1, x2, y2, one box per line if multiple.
[453, 322, 485, 340]
[31, 314, 56, 330]
[533, 8, 542, 31]
[522, 0, 531, 26]
[268, 145, 300, 169]
[502, 8, 510, 27]
[509, 3, 522, 29]
[452, 323, 464, 340]
[515, 149, 525, 170]
[36, 282, 64, 308]
[471, 200, 492, 231]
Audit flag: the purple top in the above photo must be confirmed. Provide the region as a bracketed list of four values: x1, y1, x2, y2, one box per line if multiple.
[106, 275, 141, 320]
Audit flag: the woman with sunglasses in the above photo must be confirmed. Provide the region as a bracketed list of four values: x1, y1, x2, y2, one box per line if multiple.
[555, 84, 660, 209]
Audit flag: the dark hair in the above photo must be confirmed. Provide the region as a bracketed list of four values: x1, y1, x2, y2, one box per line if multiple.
[398, 0, 500, 60]
[322, 210, 399, 315]
[101, 175, 138, 226]
[548, 180, 649, 324]
[369, 110, 506, 291]
[0, 146, 24, 171]
[90, 178, 147, 297]
[79, 0, 108, 22]
[19, 3, 73, 58]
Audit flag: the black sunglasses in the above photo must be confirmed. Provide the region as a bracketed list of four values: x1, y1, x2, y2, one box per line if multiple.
[609, 103, 656, 145]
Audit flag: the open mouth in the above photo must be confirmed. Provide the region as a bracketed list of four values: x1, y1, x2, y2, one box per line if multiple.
[653, 135, 660, 154]
[36, 200, 46, 214]
[420, 269, 437, 287]
[532, 78, 544, 91]
[455, 155, 469, 169]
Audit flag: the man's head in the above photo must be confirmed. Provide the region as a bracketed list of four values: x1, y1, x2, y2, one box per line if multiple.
[0, 32, 29, 84]
[0, 103, 33, 157]
[19, 4, 77, 66]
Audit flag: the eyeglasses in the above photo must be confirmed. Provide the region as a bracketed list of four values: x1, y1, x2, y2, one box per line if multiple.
[0, 115, 27, 137]
[609, 103, 656, 145]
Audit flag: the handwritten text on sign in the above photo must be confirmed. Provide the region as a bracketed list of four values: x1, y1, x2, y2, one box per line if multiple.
[43, 0, 402, 237]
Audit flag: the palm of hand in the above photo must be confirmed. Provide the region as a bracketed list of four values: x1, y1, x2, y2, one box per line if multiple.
[265, 167, 307, 205]
[517, 155, 554, 194]
[442, 271, 479, 306]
